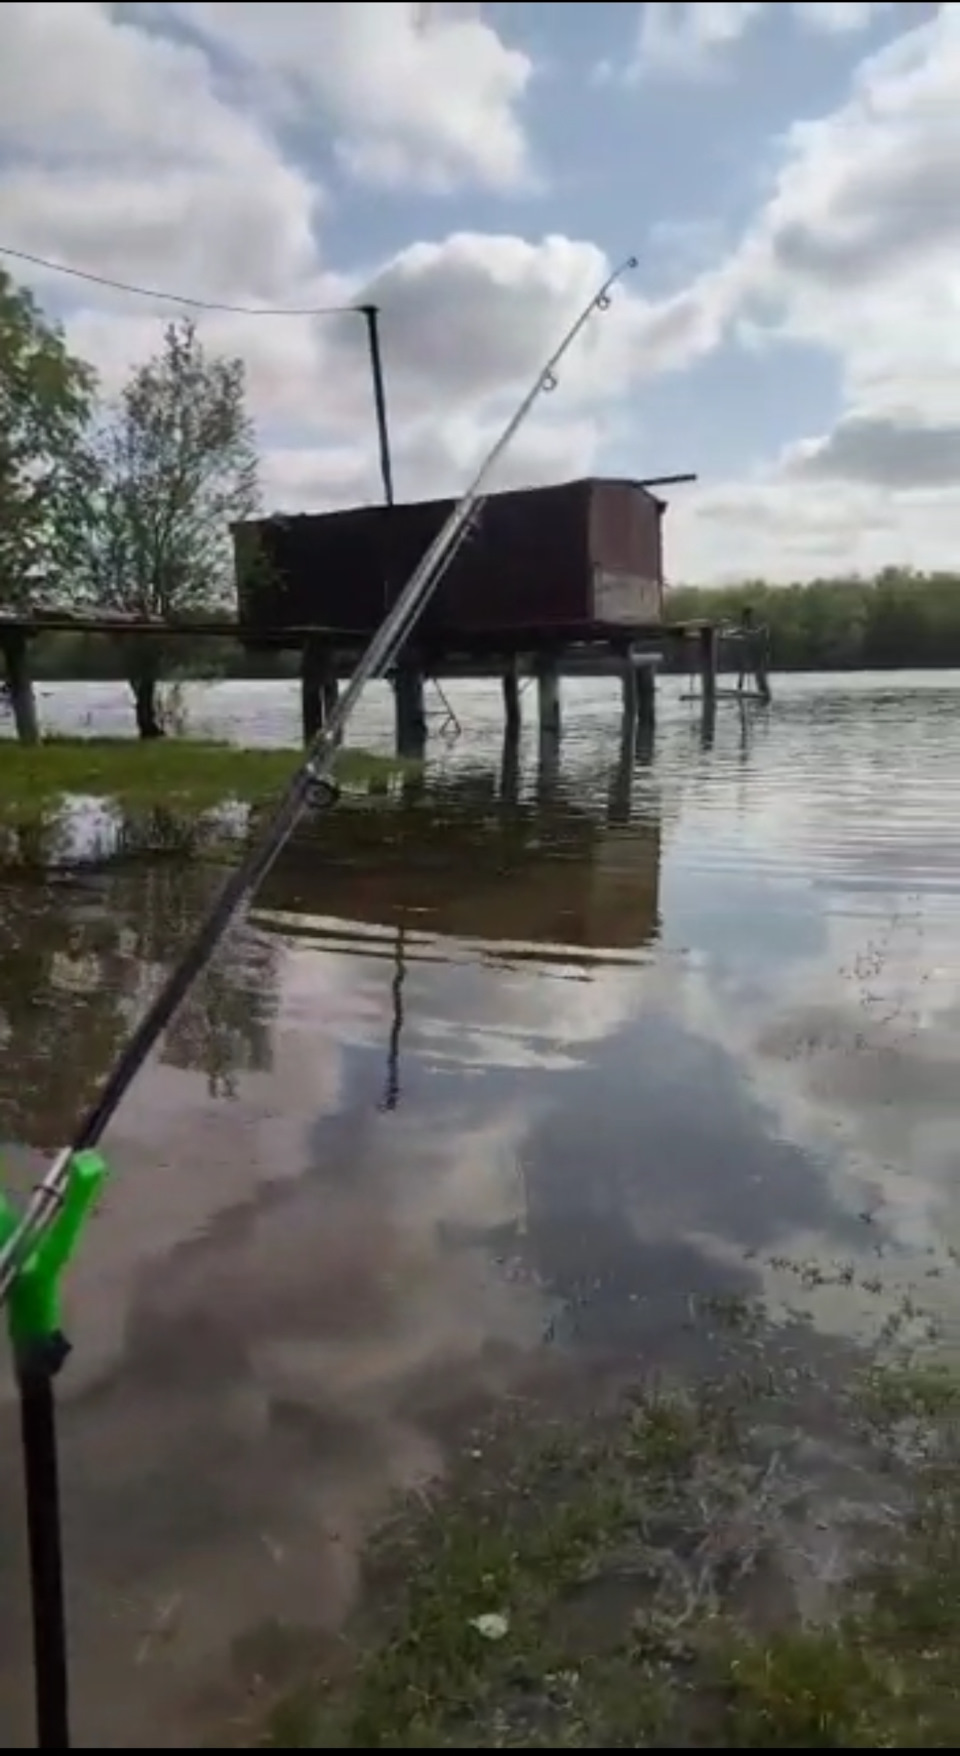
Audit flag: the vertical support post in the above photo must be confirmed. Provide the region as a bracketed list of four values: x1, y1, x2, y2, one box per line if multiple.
[1, 629, 40, 746]
[535, 652, 561, 742]
[358, 304, 395, 508]
[699, 624, 718, 750]
[502, 656, 522, 742]
[300, 639, 339, 747]
[321, 662, 340, 744]
[619, 648, 639, 744]
[636, 659, 656, 759]
[499, 727, 520, 803]
[300, 637, 324, 744]
[394, 659, 427, 761]
[636, 659, 656, 727]
[536, 729, 559, 806]
[699, 623, 718, 711]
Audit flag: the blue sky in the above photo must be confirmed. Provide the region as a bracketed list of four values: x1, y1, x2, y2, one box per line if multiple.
[0, 2, 955, 581]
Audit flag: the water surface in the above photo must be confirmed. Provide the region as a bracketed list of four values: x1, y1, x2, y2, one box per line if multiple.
[1, 671, 960, 1744]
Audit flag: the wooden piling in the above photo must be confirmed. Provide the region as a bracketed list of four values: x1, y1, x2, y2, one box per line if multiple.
[322, 670, 339, 737]
[697, 624, 717, 750]
[0, 629, 39, 745]
[536, 728, 560, 804]
[499, 727, 520, 803]
[502, 658, 522, 740]
[536, 653, 561, 741]
[699, 624, 718, 711]
[300, 636, 337, 744]
[394, 660, 427, 760]
[619, 650, 639, 737]
[637, 659, 656, 725]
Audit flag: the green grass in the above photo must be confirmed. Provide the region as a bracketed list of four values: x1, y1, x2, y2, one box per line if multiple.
[0, 737, 412, 822]
[235, 1349, 960, 1750]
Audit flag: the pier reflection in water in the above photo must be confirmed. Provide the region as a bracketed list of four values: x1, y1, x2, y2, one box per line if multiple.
[0, 730, 675, 1746]
[4, 674, 959, 1746]
[252, 728, 661, 1110]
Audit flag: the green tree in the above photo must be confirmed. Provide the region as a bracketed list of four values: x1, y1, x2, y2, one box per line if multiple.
[0, 268, 95, 608]
[72, 318, 259, 737]
[0, 270, 95, 741]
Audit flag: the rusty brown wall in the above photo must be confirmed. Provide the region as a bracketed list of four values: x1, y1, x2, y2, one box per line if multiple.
[236, 478, 665, 641]
[587, 480, 664, 626]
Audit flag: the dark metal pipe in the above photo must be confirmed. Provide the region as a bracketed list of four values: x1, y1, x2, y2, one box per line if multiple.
[357, 303, 395, 507]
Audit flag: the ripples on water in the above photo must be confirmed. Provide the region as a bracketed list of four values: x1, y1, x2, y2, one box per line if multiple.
[2, 671, 960, 1743]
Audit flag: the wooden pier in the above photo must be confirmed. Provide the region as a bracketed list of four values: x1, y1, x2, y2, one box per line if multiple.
[0, 475, 761, 754]
[0, 608, 723, 753]
[234, 476, 729, 755]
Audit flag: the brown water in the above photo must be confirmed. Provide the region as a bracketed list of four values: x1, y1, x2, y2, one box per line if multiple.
[2, 672, 960, 1745]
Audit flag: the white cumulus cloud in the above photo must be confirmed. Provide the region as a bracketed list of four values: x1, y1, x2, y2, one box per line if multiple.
[0, 1, 958, 583]
[665, 0, 960, 578]
[161, 0, 536, 193]
[622, 1, 899, 83]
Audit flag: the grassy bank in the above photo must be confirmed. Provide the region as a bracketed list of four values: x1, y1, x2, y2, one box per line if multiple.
[243, 1336, 960, 1750]
[0, 737, 411, 822]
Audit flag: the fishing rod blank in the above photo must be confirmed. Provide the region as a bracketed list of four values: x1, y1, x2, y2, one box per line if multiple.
[0, 253, 637, 1308]
[0, 253, 636, 1756]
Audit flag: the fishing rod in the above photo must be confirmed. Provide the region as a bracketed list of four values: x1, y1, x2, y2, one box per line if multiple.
[0, 252, 637, 1750]
[0, 252, 637, 1301]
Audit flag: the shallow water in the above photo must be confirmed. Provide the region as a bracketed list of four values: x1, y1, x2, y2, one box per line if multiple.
[1, 671, 960, 1744]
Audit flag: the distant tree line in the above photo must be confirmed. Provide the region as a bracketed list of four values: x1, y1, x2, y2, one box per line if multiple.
[669, 572, 960, 671]
[34, 570, 960, 683]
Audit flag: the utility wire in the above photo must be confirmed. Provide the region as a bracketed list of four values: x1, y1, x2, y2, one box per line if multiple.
[0, 242, 356, 317]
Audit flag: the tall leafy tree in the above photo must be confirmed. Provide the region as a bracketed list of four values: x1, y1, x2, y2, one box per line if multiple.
[0, 270, 94, 740]
[0, 268, 95, 608]
[74, 318, 259, 736]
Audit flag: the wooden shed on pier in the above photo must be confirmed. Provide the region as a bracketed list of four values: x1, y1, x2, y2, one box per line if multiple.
[234, 477, 667, 650]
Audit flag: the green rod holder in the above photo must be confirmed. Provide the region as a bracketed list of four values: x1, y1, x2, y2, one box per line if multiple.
[0, 1149, 108, 1752]
[0, 1151, 107, 1360]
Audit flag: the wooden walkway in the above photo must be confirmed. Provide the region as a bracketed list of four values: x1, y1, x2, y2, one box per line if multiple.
[0, 606, 725, 755]
[0, 607, 713, 646]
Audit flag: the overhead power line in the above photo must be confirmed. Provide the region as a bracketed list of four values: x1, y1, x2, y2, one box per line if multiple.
[0, 240, 397, 506]
[0, 242, 355, 317]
